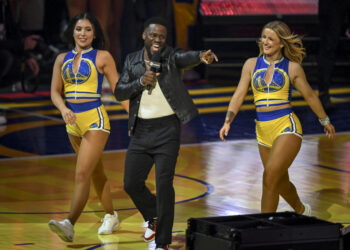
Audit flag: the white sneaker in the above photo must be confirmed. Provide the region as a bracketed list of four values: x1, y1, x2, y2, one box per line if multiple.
[143, 219, 156, 242]
[98, 211, 119, 235]
[143, 221, 149, 228]
[48, 219, 74, 242]
[302, 204, 312, 216]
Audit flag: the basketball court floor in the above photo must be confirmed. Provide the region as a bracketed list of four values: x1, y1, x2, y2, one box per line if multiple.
[0, 84, 350, 249]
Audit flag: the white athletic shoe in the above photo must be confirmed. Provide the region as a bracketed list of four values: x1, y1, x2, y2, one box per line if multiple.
[48, 219, 74, 242]
[98, 211, 119, 235]
[302, 203, 312, 216]
[143, 218, 156, 242]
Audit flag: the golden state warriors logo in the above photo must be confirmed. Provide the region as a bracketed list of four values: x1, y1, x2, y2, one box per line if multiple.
[252, 68, 286, 92]
[62, 59, 92, 84]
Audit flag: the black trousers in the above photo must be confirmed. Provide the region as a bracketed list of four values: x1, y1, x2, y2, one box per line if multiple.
[318, 0, 350, 94]
[124, 114, 180, 245]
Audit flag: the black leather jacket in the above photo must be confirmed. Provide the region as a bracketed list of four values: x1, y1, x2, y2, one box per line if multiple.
[115, 46, 201, 134]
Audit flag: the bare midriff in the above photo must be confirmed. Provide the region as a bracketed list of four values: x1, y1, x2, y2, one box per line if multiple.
[256, 103, 292, 112]
[66, 98, 99, 103]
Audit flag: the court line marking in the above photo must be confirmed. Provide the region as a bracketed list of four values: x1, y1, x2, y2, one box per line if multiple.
[0, 174, 214, 215]
[0, 104, 63, 122]
[0, 131, 349, 161]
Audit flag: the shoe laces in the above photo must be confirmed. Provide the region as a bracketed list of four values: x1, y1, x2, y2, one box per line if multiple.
[62, 219, 73, 230]
[101, 213, 112, 222]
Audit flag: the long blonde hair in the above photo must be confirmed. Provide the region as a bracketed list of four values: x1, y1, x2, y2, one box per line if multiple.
[257, 21, 306, 64]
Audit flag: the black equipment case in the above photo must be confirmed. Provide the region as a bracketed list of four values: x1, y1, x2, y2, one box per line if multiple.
[186, 212, 343, 250]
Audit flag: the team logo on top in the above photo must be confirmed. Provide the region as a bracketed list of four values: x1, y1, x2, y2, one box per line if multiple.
[62, 59, 92, 84]
[252, 68, 286, 93]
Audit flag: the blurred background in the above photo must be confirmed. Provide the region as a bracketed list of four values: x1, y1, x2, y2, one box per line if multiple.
[0, 0, 349, 93]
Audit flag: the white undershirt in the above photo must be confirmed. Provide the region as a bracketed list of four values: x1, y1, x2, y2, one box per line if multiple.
[138, 79, 175, 119]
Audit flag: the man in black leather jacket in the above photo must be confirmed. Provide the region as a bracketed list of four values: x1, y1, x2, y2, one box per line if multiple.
[114, 17, 217, 250]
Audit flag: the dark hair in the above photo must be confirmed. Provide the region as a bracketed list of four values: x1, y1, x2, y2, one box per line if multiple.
[143, 16, 168, 31]
[62, 12, 105, 49]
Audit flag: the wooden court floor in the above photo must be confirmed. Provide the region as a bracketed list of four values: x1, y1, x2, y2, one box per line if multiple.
[0, 86, 350, 249]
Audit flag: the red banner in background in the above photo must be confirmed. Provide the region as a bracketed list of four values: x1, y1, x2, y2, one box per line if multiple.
[200, 0, 318, 16]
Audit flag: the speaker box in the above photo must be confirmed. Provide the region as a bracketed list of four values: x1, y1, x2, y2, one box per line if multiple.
[342, 226, 350, 250]
[186, 212, 343, 250]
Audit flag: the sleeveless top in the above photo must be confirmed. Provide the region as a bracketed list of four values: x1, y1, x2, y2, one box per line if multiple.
[251, 56, 292, 107]
[61, 47, 103, 100]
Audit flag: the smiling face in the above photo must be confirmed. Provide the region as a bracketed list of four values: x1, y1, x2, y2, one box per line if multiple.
[143, 23, 167, 58]
[260, 28, 283, 58]
[73, 19, 94, 50]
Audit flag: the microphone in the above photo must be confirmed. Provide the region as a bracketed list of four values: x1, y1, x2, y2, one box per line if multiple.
[147, 51, 161, 95]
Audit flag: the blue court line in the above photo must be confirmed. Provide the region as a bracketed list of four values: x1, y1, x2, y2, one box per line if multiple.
[314, 164, 350, 174]
[0, 174, 214, 215]
[173, 174, 214, 204]
[87, 243, 114, 250]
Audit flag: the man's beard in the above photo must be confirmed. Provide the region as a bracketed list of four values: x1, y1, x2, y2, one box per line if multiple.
[145, 45, 153, 59]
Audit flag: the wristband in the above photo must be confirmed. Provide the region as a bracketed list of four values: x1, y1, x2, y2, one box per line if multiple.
[139, 76, 145, 86]
[319, 116, 330, 126]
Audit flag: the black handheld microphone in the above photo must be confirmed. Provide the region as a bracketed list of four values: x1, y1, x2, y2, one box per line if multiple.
[147, 51, 161, 95]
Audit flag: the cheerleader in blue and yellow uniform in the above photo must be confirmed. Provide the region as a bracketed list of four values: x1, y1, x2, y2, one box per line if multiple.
[48, 12, 128, 242]
[220, 21, 335, 215]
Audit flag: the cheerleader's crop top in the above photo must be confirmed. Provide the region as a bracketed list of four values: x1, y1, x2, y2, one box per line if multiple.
[61, 47, 103, 100]
[251, 56, 292, 107]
